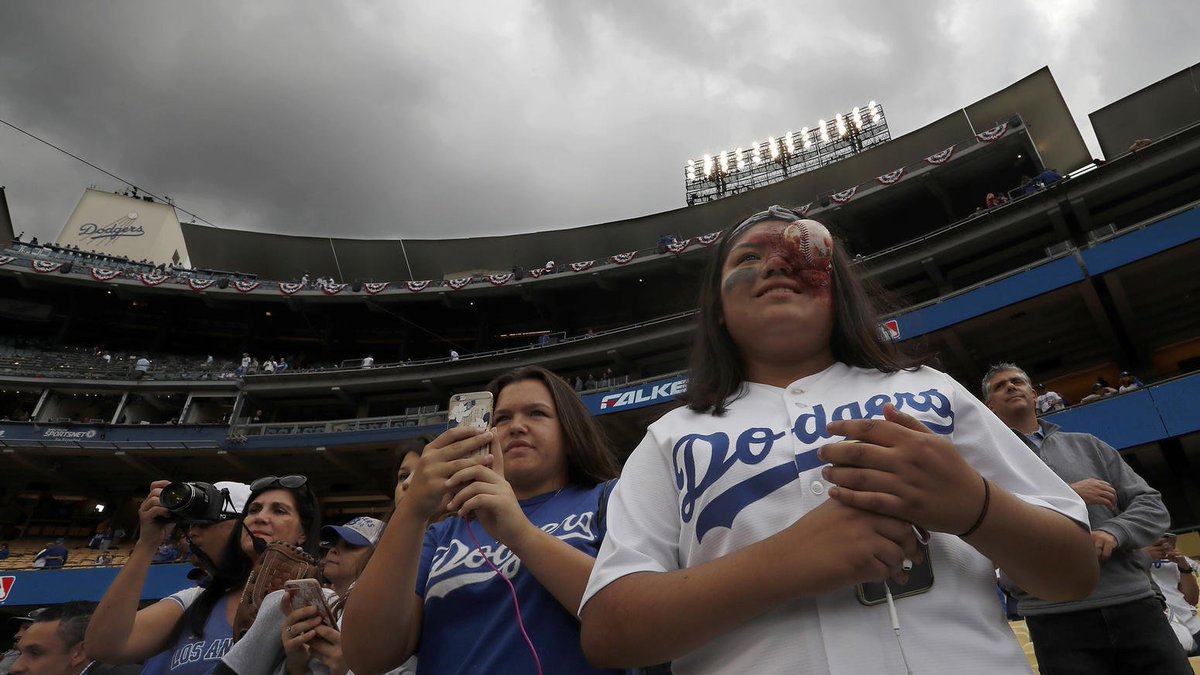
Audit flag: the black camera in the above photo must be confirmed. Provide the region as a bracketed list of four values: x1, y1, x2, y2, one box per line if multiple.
[159, 482, 233, 523]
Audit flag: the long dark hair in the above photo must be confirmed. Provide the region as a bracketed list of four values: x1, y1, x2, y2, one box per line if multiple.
[174, 522, 253, 641]
[243, 478, 323, 558]
[486, 366, 619, 488]
[684, 206, 918, 415]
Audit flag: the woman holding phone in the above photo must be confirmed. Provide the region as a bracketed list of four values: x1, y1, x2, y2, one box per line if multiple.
[342, 366, 622, 674]
[577, 205, 1098, 674]
[86, 476, 316, 675]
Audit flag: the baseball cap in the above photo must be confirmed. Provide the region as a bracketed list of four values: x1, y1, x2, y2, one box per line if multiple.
[13, 608, 46, 623]
[214, 481, 251, 518]
[321, 517, 384, 548]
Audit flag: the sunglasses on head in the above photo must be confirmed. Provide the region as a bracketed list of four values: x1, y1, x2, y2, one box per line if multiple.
[727, 205, 806, 241]
[250, 474, 308, 493]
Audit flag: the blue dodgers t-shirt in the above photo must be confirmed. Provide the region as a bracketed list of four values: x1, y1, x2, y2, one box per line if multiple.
[140, 588, 233, 675]
[416, 483, 620, 675]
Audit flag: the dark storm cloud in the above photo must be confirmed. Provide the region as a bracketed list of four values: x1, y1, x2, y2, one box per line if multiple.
[0, 1, 1197, 244]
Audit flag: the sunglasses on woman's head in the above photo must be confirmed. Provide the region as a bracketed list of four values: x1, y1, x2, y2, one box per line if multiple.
[250, 474, 308, 493]
[727, 205, 806, 242]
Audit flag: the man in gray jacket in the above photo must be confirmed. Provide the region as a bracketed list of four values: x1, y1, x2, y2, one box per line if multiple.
[983, 363, 1189, 674]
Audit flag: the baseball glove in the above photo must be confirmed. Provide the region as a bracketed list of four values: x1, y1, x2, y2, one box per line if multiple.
[232, 541, 318, 641]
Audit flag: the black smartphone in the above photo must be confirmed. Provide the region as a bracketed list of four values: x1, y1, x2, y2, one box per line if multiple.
[856, 541, 934, 606]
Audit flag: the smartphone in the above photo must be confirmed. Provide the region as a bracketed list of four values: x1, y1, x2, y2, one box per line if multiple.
[856, 541, 935, 606]
[448, 391, 494, 457]
[284, 578, 336, 626]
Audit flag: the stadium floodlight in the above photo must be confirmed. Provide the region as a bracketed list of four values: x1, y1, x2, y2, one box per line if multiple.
[683, 100, 889, 205]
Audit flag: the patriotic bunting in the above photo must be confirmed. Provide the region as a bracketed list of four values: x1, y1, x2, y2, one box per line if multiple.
[830, 187, 858, 204]
[279, 281, 306, 295]
[90, 268, 122, 281]
[363, 282, 390, 295]
[526, 268, 544, 279]
[609, 251, 637, 265]
[666, 239, 692, 254]
[696, 232, 723, 246]
[876, 168, 905, 185]
[140, 273, 171, 286]
[405, 280, 431, 292]
[187, 278, 217, 292]
[233, 280, 261, 293]
[925, 145, 955, 165]
[0, 256, 14, 266]
[32, 260, 63, 273]
[487, 273, 514, 286]
[975, 123, 1008, 143]
[321, 283, 347, 295]
[569, 261, 595, 273]
[447, 277, 473, 290]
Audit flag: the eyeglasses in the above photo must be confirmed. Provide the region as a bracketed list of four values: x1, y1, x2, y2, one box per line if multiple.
[727, 204, 805, 241]
[250, 475, 309, 493]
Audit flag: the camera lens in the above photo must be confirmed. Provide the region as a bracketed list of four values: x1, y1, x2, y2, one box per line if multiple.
[161, 482, 200, 512]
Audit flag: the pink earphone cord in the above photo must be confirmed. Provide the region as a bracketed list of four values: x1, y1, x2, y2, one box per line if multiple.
[465, 521, 544, 675]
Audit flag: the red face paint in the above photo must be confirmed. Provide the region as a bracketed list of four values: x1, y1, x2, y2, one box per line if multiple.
[730, 220, 833, 291]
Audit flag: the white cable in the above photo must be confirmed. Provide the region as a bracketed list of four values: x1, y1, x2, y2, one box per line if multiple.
[884, 582, 914, 675]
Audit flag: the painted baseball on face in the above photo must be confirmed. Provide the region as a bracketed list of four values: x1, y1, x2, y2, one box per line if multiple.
[782, 220, 834, 288]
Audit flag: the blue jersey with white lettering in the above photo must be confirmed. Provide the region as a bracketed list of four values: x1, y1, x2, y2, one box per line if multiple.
[415, 483, 620, 675]
[140, 588, 233, 675]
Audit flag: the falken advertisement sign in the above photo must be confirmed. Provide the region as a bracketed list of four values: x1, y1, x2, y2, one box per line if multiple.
[583, 376, 687, 415]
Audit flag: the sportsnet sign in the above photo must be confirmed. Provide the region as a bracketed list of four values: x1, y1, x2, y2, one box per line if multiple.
[585, 376, 688, 415]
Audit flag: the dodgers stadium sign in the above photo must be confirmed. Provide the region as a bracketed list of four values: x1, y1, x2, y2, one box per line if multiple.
[584, 376, 688, 415]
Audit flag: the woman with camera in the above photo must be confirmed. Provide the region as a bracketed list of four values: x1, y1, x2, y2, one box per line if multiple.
[86, 476, 320, 675]
[343, 366, 623, 674]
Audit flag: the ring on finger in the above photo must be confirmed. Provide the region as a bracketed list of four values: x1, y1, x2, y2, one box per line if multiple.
[286, 625, 293, 637]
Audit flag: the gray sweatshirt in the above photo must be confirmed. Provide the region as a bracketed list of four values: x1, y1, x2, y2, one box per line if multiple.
[1001, 420, 1170, 615]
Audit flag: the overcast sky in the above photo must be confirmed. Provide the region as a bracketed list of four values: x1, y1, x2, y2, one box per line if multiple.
[1, 1, 1197, 243]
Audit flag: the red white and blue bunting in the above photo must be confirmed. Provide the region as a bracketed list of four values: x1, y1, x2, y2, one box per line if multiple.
[321, 283, 347, 295]
[90, 268, 122, 282]
[187, 278, 217, 292]
[609, 251, 637, 265]
[696, 232, 723, 247]
[32, 260, 63, 273]
[830, 187, 858, 204]
[569, 261, 595, 273]
[140, 272, 171, 286]
[487, 273, 513, 286]
[405, 280, 431, 292]
[0, 256, 14, 266]
[876, 168, 905, 185]
[526, 268, 544, 279]
[975, 123, 1008, 143]
[279, 281, 306, 295]
[233, 280, 261, 293]
[925, 145, 955, 165]
[666, 239, 692, 254]
[447, 277, 473, 290]
[363, 282, 390, 295]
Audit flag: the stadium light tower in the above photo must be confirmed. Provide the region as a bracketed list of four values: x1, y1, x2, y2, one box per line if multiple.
[683, 101, 891, 205]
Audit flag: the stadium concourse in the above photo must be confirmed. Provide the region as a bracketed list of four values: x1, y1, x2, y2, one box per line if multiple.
[1, 62, 1200, 673]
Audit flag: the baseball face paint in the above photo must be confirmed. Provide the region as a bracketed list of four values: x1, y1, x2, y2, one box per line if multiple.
[722, 219, 834, 294]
